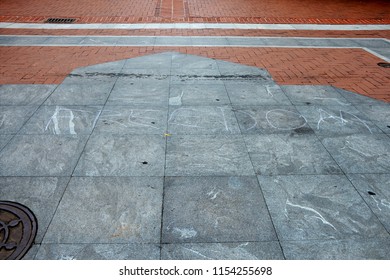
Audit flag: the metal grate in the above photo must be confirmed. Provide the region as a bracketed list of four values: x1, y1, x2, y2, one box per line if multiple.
[45, 18, 76, 24]
[377, 62, 390, 68]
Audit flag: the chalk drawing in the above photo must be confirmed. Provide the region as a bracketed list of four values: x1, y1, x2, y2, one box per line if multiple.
[169, 91, 185, 106]
[317, 109, 372, 133]
[266, 109, 308, 130]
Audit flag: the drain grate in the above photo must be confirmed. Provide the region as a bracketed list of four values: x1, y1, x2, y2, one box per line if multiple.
[0, 201, 37, 260]
[377, 62, 390, 68]
[45, 17, 76, 24]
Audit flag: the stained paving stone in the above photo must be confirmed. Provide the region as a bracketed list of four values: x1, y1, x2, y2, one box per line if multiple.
[0, 135, 88, 176]
[216, 60, 272, 79]
[354, 104, 390, 134]
[94, 106, 167, 135]
[19, 105, 103, 135]
[245, 134, 341, 175]
[234, 105, 311, 134]
[35, 244, 160, 260]
[73, 134, 165, 176]
[295, 105, 381, 135]
[347, 174, 390, 232]
[0, 106, 38, 134]
[43, 177, 163, 243]
[162, 176, 277, 243]
[169, 84, 230, 106]
[165, 135, 254, 176]
[168, 106, 241, 135]
[281, 239, 390, 260]
[225, 83, 291, 105]
[0, 84, 56, 105]
[281, 85, 350, 106]
[320, 134, 390, 174]
[161, 242, 284, 260]
[257, 175, 389, 241]
[0, 177, 69, 242]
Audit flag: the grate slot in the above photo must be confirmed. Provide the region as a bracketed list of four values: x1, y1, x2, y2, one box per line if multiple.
[45, 18, 76, 24]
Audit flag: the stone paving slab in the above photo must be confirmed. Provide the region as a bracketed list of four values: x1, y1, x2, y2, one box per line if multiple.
[1, 52, 389, 260]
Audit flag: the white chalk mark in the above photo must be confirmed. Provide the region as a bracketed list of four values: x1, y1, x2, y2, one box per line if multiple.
[317, 109, 372, 133]
[0, 115, 5, 128]
[127, 110, 159, 130]
[286, 199, 337, 231]
[266, 109, 307, 130]
[68, 110, 76, 134]
[237, 110, 258, 131]
[169, 90, 185, 106]
[266, 85, 274, 97]
[183, 247, 212, 260]
[207, 188, 221, 200]
[92, 109, 102, 128]
[344, 140, 373, 158]
[313, 97, 350, 105]
[172, 227, 198, 239]
[219, 107, 229, 131]
[341, 111, 373, 133]
[45, 106, 61, 134]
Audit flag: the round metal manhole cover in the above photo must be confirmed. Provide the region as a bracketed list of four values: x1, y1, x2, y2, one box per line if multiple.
[0, 201, 38, 260]
[377, 62, 390, 68]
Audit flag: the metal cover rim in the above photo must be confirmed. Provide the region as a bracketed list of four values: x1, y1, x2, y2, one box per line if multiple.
[0, 201, 38, 260]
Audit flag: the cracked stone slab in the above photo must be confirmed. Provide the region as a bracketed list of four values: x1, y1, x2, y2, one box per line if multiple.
[162, 242, 284, 260]
[245, 134, 341, 175]
[0, 106, 38, 134]
[165, 135, 254, 176]
[0, 84, 56, 105]
[348, 174, 390, 232]
[295, 105, 381, 135]
[281, 239, 390, 260]
[20, 105, 103, 135]
[234, 106, 311, 134]
[43, 177, 163, 243]
[168, 106, 241, 135]
[0, 135, 88, 176]
[162, 176, 277, 243]
[320, 134, 390, 173]
[281, 85, 350, 106]
[225, 83, 291, 105]
[73, 134, 165, 176]
[0, 177, 69, 242]
[35, 244, 160, 260]
[169, 84, 230, 106]
[0, 134, 13, 150]
[94, 106, 168, 135]
[258, 175, 389, 241]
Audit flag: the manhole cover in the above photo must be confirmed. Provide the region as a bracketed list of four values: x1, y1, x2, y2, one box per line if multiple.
[377, 62, 390, 68]
[0, 201, 37, 260]
[45, 18, 76, 24]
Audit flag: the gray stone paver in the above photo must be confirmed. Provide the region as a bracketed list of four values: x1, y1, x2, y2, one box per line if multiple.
[1, 52, 389, 260]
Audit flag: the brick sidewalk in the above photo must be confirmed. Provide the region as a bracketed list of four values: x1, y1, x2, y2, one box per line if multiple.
[0, 0, 389, 24]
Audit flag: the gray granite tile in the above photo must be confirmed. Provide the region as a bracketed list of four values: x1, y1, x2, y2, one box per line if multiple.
[169, 84, 230, 106]
[73, 134, 165, 176]
[162, 242, 284, 260]
[22, 245, 40, 260]
[0, 134, 13, 150]
[171, 53, 218, 70]
[122, 52, 172, 69]
[320, 134, 390, 173]
[234, 106, 311, 134]
[170, 69, 224, 85]
[0, 177, 69, 242]
[35, 243, 160, 260]
[43, 177, 163, 243]
[217, 60, 272, 80]
[225, 83, 291, 105]
[245, 134, 341, 175]
[162, 176, 277, 243]
[295, 105, 381, 135]
[116, 36, 156, 46]
[0, 106, 38, 134]
[44, 36, 85, 45]
[168, 106, 240, 135]
[282, 239, 390, 260]
[94, 106, 167, 135]
[258, 175, 389, 241]
[348, 174, 390, 232]
[0, 135, 88, 176]
[120, 67, 171, 78]
[0, 84, 56, 105]
[45, 79, 115, 105]
[335, 87, 388, 105]
[155, 36, 193, 46]
[192, 37, 229, 46]
[107, 79, 169, 106]
[72, 60, 126, 75]
[281, 85, 350, 105]
[353, 39, 390, 48]
[355, 104, 390, 134]
[20, 106, 102, 135]
[80, 36, 118, 45]
[165, 135, 254, 176]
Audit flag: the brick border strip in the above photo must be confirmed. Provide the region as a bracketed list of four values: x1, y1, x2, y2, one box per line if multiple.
[1, 15, 390, 24]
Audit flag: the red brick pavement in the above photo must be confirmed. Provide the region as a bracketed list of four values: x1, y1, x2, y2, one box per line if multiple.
[1, 46, 389, 102]
[0, 0, 389, 24]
